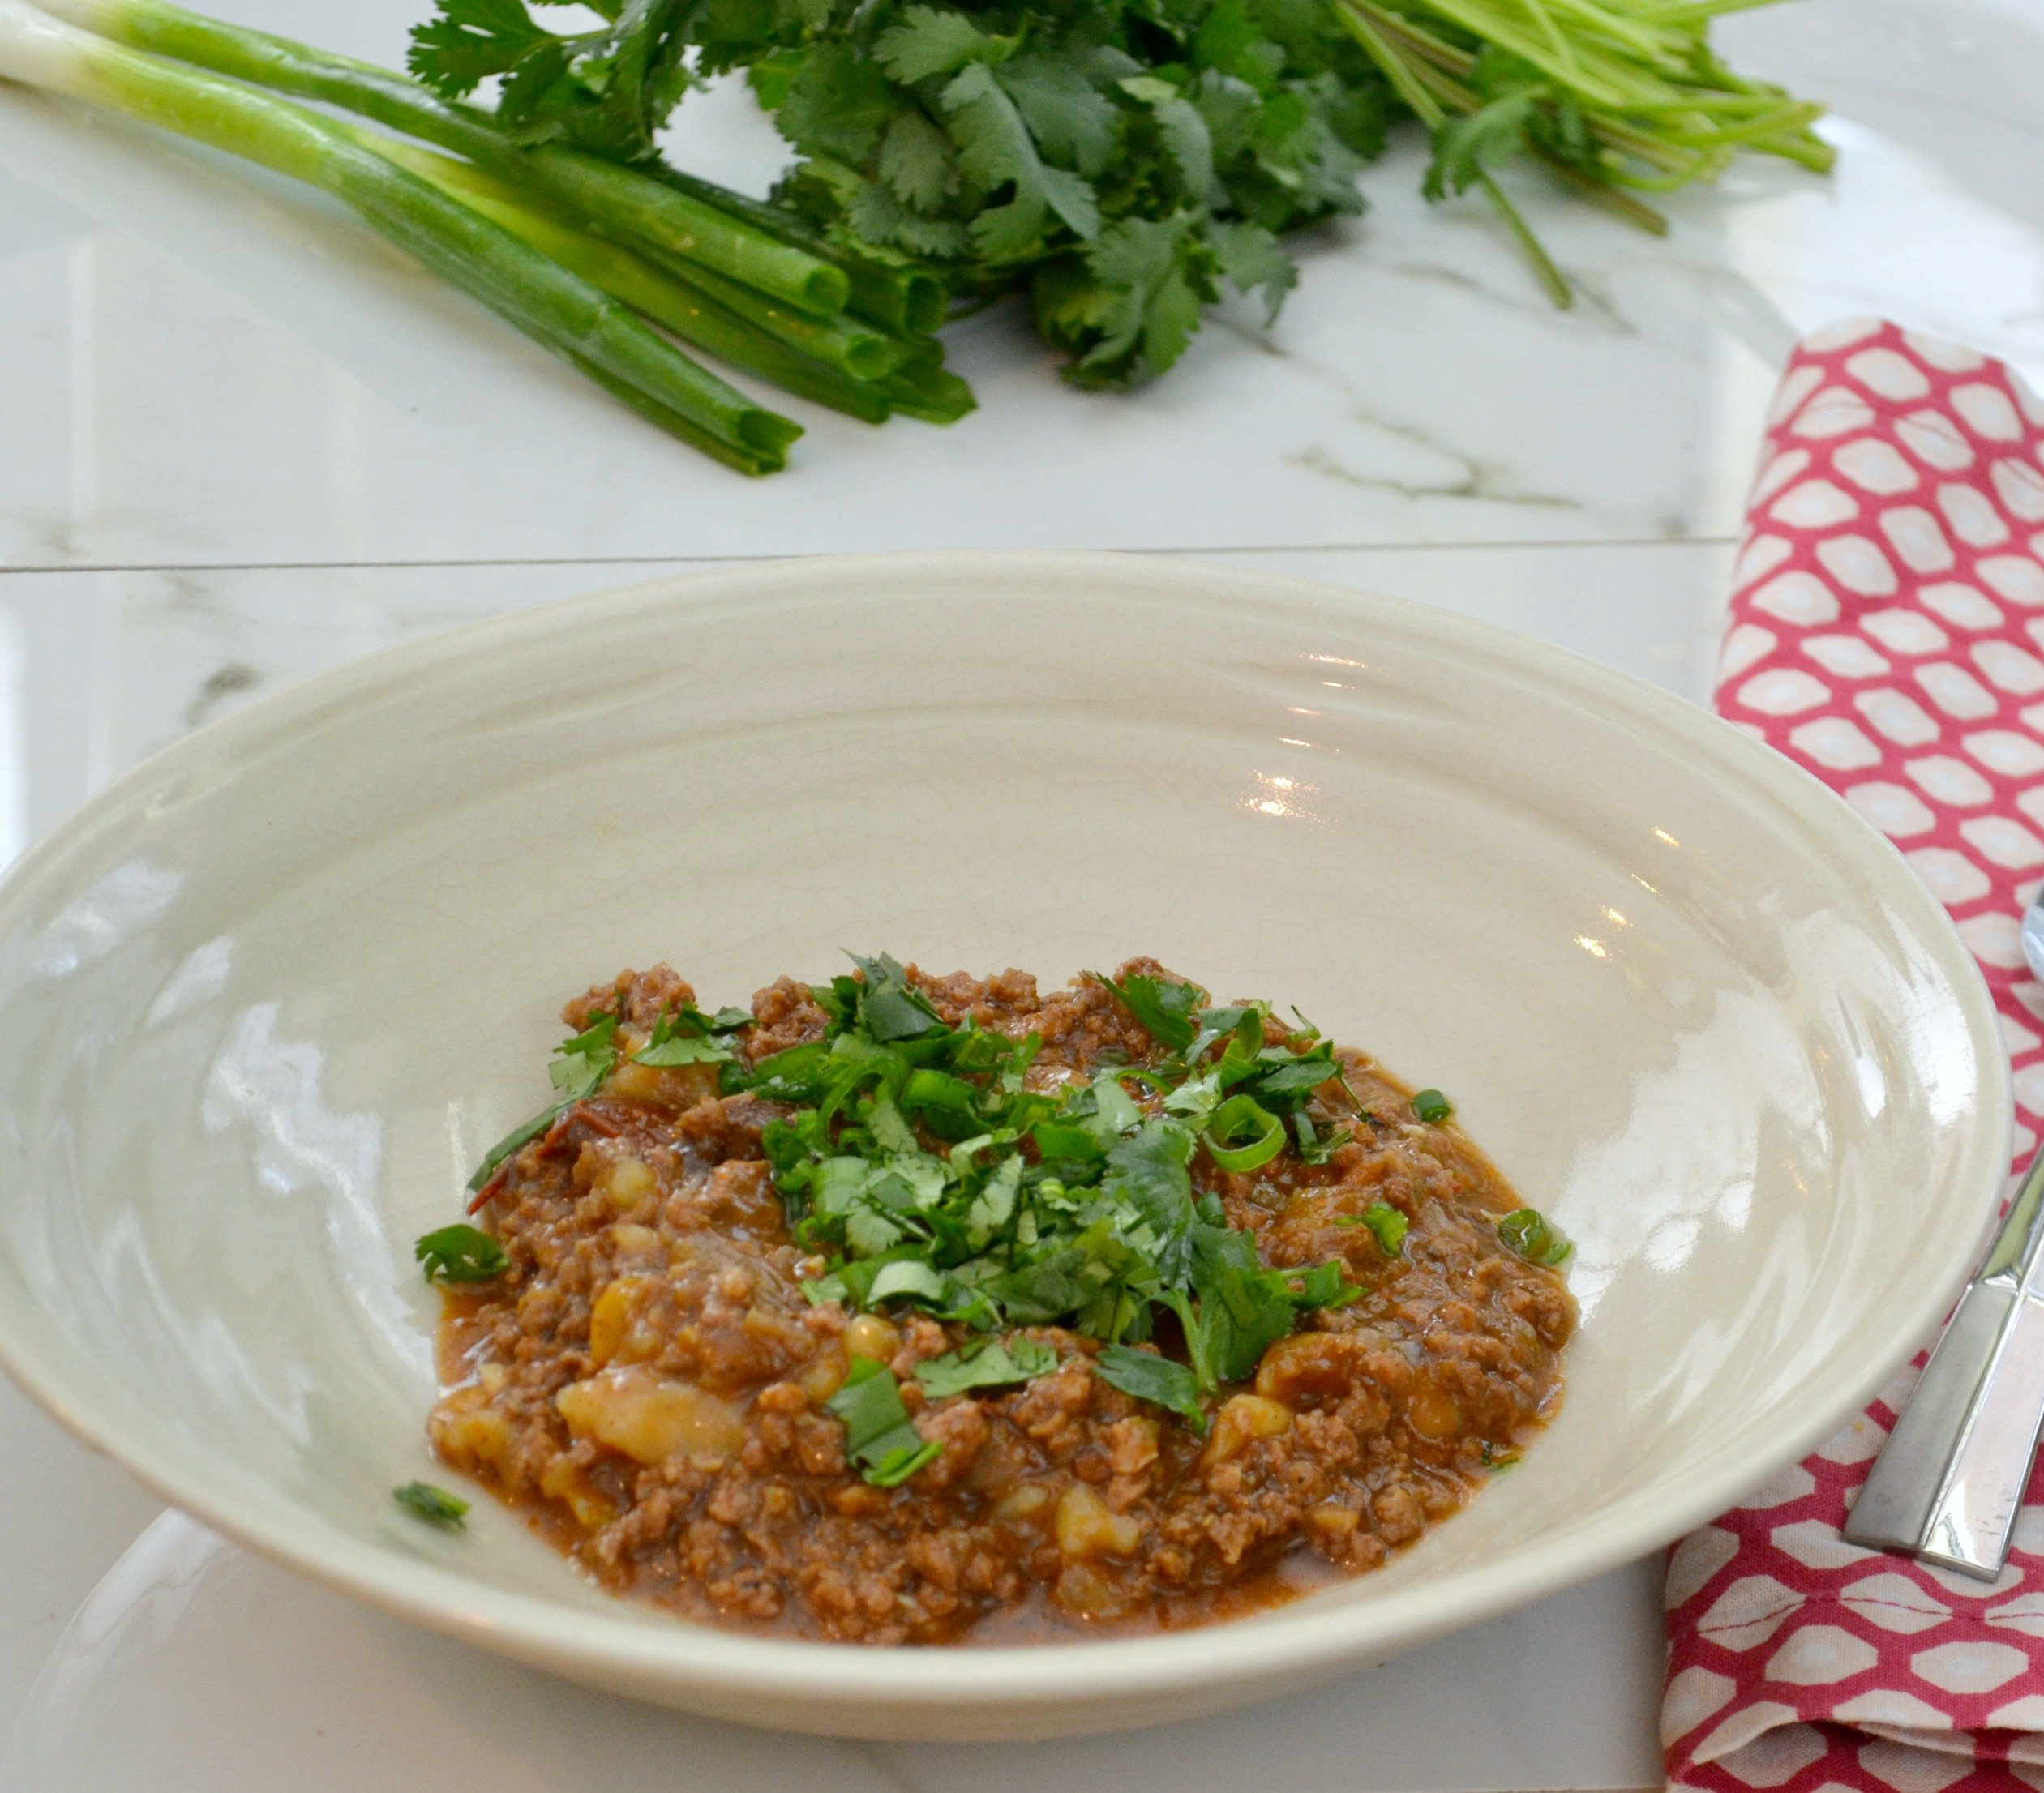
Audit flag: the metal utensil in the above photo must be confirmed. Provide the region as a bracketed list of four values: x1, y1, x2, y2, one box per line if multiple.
[1843, 888, 2044, 1578]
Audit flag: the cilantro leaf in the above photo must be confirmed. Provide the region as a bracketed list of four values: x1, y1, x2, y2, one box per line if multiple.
[1094, 970, 1203, 1051]
[409, 0, 692, 160]
[873, 7, 1018, 84]
[549, 1012, 619, 1100]
[868, 1258, 949, 1306]
[392, 1479, 469, 1528]
[1001, 52, 1122, 178]
[465, 1102, 561, 1192]
[964, 1153, 1023, 1247]
[639, 1004, 752, 1067]
[1208, 219, 1296, 323]
[1039, 212, 1211, 387]
[827, 1355, 941, 1485]
[1423, 90, 1540, 203]
[462, 1010, 618, 1195]
[1120, 75, 1215, 199]
[940, 62, 1103, 259]
[915, 1335, 1057, 1397]
[1248, 1052, 1342, 1101]
[634, 1033, 733, 1066]
[777, 46, 905, 165]
[1176, 1222, 1300, 1387]
[984, 1242, 1111, 1324]
[878, 110, 961, 210]
[414, 1223, 508, 1283]
[1095, 1344, 1206, 1430]
[847, 178, 977, 255]
[407, 0, 554, 97]
[1103, 1119, 1198, 1280]
[1192, 0, 1285, 95]
[850, 952, 946, 1042]
[1291, 1108, 1349, 1164]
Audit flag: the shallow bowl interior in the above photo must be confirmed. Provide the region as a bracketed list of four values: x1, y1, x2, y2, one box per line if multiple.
[0, 552, 2008, 1740]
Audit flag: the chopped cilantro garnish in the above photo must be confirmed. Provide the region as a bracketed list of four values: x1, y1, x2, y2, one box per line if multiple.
[851, 952, 945, 1042]
[465, 1011, 621, 1192]
[724, 956, 1421, 1402]
[868, 1259, 949, 1307]
[1292, 1110, 1351, 1165]
[393, 1480, 469, 1527]
[1338, 1203, 1408, 1258]
[634, 1003, 746, 1067]
[915, 1336, 1058, 1397]
[550, 1012, 620, 1098]
[1412, 1088, 1453, 1124]
[414, 1223, 508, 1283]
[1498, 1208, 1572, 1268]
[456, 956, 1474, 1446]
[827, 1355, 942, 1485]
[1095, 1343, 1206, 1431]
[634, 1033, 733, 1066]
[1095, 971, 1203, 1051]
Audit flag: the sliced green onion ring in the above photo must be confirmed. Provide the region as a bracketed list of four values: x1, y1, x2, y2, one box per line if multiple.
[1205, 1093, 1285, 1172]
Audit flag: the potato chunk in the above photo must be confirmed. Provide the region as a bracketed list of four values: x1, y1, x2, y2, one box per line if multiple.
[556, 1365, 746, 1465]
[1202, 1393, 1292, 1466]
[1056, 1480, 1142, 1558]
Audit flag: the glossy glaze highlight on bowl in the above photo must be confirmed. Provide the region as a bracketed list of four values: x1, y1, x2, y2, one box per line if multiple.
[0, 553, 2009, 1739]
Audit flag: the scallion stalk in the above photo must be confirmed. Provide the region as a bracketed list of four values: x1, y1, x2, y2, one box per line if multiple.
[651, 166, 949, 336]
[880, 351, 977, 426]
[32, 0, 851, 317]
[0, 0, 798, 473]
[357, 133, 898, 423]
[363, 135, 915, 383]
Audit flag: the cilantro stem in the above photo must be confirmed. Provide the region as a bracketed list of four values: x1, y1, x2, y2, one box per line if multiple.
[0, 1, 799, 473]
[1474, 171, 1573, 308]
[1536, 152, 1668, 234]
[1335, 0, 1825, 307]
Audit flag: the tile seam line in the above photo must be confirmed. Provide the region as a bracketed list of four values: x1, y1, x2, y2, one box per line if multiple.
[0, 537, 1740, 576]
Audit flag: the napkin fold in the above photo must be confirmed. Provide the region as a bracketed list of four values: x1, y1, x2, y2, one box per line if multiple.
[1665, 320, 2044, 1792]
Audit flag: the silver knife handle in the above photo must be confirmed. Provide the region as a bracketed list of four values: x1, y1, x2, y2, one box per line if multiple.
[1920, 1290, 2044, 1577]
[1846, 1280, 2044, 1577]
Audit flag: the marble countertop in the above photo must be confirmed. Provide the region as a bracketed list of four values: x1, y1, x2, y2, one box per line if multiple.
[0, 0, 2038, 1783]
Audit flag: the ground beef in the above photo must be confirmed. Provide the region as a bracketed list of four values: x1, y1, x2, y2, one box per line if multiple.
[430, 961, 1573, 1643]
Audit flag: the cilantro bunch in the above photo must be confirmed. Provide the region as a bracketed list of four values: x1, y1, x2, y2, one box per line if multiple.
[403, 0, 1829, 389]
[736, 0, 1386, 386]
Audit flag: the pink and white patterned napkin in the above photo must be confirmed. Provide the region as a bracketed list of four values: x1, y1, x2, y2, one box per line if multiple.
[1665, 320, 2044, 1792]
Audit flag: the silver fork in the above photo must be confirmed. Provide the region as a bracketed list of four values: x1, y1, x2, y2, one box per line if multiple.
[1844, 887, 2044, 1579]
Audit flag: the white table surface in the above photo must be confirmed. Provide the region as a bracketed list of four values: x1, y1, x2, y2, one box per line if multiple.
[0, 0, 2039, 1783]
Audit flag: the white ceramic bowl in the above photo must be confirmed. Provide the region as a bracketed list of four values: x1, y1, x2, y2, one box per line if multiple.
[0, 553, 2008, 1741]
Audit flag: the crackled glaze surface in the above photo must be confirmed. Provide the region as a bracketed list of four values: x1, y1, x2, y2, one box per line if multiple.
[0, 554, 2008, 1738]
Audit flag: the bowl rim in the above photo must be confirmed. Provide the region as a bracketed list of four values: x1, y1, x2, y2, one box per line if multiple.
[0, 548, 2011, 1717]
